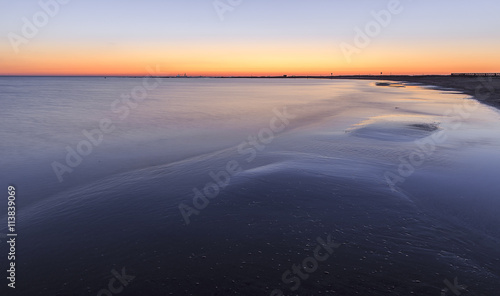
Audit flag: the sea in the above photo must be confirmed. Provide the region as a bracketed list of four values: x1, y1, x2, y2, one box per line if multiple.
[0, 77, 499, 295]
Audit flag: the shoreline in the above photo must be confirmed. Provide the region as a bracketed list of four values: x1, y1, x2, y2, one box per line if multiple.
[2, 75, 499, 110]
[329, 75, 500, 110]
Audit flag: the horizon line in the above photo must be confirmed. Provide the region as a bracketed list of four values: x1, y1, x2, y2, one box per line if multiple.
[1, 73, 498, 78]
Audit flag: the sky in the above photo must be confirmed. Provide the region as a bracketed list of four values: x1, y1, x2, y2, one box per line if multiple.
[1, 0, 499, 76]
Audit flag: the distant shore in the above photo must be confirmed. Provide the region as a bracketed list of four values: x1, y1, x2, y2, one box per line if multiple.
[215, 74, 500, 109]
[330, 75, 500, 110]
[188, 74, 500, 109]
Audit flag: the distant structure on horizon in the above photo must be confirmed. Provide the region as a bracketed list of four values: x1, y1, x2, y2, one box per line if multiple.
[451, 73, 499, 77]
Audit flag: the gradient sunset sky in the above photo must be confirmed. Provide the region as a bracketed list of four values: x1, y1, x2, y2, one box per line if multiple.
[1, 0, 499, 76]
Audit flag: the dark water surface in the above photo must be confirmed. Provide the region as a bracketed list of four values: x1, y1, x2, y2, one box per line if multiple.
[1, 77, 499, 295]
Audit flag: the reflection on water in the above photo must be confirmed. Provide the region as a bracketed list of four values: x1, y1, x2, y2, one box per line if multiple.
[0, 78, 499, 295]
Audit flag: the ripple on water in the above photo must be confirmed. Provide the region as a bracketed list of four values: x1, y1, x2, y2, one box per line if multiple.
[347, 115, 441, 142]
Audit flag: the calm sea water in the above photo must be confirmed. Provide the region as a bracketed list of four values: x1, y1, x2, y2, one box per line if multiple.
[1, 77, 499, 295]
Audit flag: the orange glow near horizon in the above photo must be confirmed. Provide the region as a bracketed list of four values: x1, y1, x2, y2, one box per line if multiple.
[2, 41, 499, 76]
